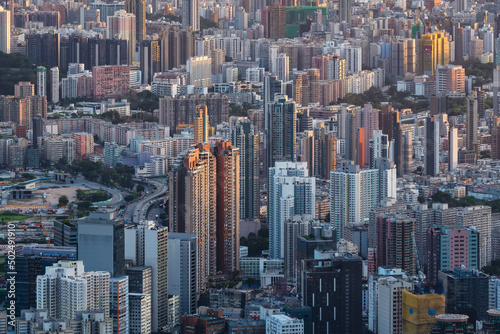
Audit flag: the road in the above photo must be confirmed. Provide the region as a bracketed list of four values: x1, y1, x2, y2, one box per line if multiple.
[75, 178, 125, 207]
[130, 180, 168, 223]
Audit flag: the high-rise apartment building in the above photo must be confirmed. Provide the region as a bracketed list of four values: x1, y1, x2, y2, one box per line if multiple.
[425, 116, 440, 176]
[327, 54, 346, 80]
[230, 117, 260, 220]
[37, 261, 110, 320]
[266, 95, 297, 170]
[0, 6, 10, 54]
[77, 215, 125, 277]
[377, 277, 413, 334]
[124, 0, 145, 42]
[457, 205, 492, 268]
[186, 56, 212, 87]
[390, 38, 416, 80]
[124, 222, 168, 332]
[274, 53, 289, 82]
[264, 5, 286, 40]
[71, 132, 94, 160]
[436, 65, 465, 95]
[269, 162, 315, 259]
[92, 65, 131, 100]
[339, 0, 351, 23]
[427, 225, 479, 284]
[449, 127, 458, 171]
[376, 214, 416, 275]
[466, 89, 480, 155]
[6, 245, 76, 316]
[14, 82, 34, 98]
[330, 162, 379, 240]
[26, 32, 60, 68]
[301, 256, 362, 333]
[110, 276, 129, 334]
[168, 144, 216, 291]
[37, 66, 47, 97]
[167, 233, 197, 319]
[213, 141, 240, 274]
[159, 94, 228, 133]
[107, 10, 136, 65]
[139, 39, 162, 84]
[182, 0, 199, 32]
[194, 105, 209, 143]
[50, 67, 59, 103]
[417, 32, 450, 76]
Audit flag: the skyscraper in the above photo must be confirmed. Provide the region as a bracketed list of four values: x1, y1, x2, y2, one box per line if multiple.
[230, 117, 260, 220]
[417, 32, 450, 76]
[37, 66, 47, 96]
[182, 0, 199, 32]
[377, 277, 413, 334]
[301, 256, 362, 333]
[32, 115, 43, 149]
[339, 104, 357, 162]
[194, 105, 209, 143]
[274, 53, 289, 82]
[425, 116, 440, 176]
[390, 38, 416, 80]
[124, 0, 145, 42]
[427, 225, 479, 284]
[50, 67, 59, 103]
[339, 0, 351, 24]
[0, 6, 10, 54]
[466, 89, 479, 155]
[436, 65, 465, 95]
[77, 215, 125, 277]
[330, 161, 379, 240]
[139, 39, 162, 84]
[124, 222, 168, 332]
[449, 127, 458, 171]
[107, 10, 136, 65]
[37, 261, 110, 320]
[266, 95, 297, 170]
[457, 205, 492, 268]
[167, 233, 197, 318]
[268, 162, 315, 259]
[168, 144, 216, 291]
[110, 276, 129, 334]
[186, 56, 212, 87]
[213, 141, 240, 274]
[376, 214, 416, 275]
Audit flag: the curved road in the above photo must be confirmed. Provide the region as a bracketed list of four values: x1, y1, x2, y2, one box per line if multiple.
[131, 181, 167, 223]
[75, 178, 125, 207]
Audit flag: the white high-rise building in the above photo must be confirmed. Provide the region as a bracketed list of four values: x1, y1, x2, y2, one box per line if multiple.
[37, 66, 47, 96]
[187, 56, 212, 87]
[268, 162, 315, 259]
[455, 0, 467, 13]
[182, 0, 199, 32]
[0, 6, 10, 54]
[449, 127, 458, 171]
[266, 314, 304, 334]
[110, 276, 129, 334]
[36, 261, 110, 320]
[340, 45, 362, 74]
[124, 222, 168, 332]
[274, 53, 289, 82]
[330, 161, 379, 240]
[51, 67, 59, 103]
[377, 277, 413, 334]
[167, 233, 197, 319]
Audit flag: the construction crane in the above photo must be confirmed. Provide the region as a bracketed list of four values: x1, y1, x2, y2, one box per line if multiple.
[41, 211, 76, 248]
[411, 232, 426, 294]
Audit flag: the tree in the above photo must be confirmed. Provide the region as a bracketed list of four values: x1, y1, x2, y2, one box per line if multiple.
[136, 184, 145, 193]
[58, 195, 69, 207]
